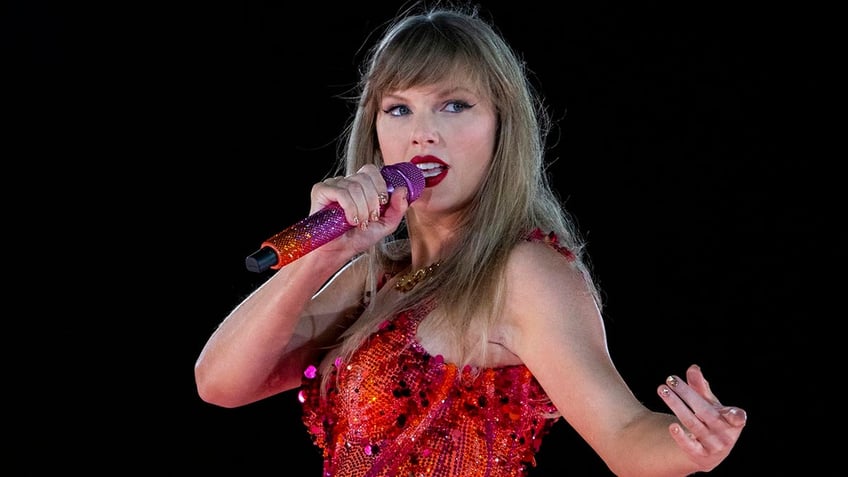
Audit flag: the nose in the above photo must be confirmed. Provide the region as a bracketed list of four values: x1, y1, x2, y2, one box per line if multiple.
[411, 114, 439, 145]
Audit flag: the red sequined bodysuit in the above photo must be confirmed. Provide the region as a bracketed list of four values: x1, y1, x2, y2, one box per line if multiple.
[300, 229, 574, 477]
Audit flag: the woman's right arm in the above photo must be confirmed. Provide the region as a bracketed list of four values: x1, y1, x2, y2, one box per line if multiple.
[194, 164, 411, 408]
[194, 248, 364, 408]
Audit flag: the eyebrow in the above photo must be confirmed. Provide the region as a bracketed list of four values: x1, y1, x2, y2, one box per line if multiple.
[382, 85, 478, 101]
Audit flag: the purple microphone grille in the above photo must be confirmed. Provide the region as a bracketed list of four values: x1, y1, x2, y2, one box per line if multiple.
[381, 162, 425, 202]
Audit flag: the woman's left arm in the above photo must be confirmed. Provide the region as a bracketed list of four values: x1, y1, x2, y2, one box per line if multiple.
[503, 241, 747, 477]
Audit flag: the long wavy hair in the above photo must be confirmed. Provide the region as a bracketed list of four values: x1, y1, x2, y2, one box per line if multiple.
[319, 3, 600, 387]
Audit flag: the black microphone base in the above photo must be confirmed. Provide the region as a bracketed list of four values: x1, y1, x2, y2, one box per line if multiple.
[245, 247, 278, 273]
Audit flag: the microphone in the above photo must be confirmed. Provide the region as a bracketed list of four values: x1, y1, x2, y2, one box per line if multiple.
[245, 162, 425, 273]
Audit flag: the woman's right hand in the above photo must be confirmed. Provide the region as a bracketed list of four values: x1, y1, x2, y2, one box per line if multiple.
[310, 164, 411, 257]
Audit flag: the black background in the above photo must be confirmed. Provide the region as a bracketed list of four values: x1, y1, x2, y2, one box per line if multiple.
[6, 1, 832, 474]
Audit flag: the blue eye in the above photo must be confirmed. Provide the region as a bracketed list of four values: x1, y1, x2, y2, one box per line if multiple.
[444, 101, 473, 113]
[384, 105, 411, 117]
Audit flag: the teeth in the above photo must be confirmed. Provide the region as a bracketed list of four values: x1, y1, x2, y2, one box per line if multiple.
[416, 163, 444, 178]
[415, 163, 443, 178]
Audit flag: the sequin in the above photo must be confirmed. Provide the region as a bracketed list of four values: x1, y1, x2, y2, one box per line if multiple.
[304, 365, 318, 379]
[300, 229, 570, 476]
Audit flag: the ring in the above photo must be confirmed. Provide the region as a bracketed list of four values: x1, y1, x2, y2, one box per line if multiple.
[378, 192, 389, 205]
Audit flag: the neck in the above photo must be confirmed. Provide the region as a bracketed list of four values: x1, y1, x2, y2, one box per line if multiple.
[405, 217, 457, 270]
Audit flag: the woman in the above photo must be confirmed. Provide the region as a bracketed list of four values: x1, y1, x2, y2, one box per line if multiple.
[195, 4, 747, 476]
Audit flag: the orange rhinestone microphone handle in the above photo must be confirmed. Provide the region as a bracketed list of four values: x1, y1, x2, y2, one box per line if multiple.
[245, 162, 425, 273]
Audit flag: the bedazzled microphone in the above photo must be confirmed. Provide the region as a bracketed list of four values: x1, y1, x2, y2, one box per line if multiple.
[245, 162, 425, 273]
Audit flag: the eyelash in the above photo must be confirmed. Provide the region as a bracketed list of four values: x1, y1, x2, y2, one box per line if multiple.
[383, 100, 475, 116]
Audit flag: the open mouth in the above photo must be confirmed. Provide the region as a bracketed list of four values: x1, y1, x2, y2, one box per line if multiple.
[412, 157, 449, 188]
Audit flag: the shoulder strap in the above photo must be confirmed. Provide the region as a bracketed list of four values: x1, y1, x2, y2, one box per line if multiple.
[524, 228, 576, 262]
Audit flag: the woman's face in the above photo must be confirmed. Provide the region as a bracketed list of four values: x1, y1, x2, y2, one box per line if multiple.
[375, 78, 497, 214]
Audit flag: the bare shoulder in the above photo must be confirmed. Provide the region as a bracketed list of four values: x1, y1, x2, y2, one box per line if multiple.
[505, 239, 590, 301]
[501, 238, 603, 352]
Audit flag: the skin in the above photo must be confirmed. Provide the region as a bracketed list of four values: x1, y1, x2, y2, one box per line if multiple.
[376, 81, 497, 269]
[195, 79, 746, 477]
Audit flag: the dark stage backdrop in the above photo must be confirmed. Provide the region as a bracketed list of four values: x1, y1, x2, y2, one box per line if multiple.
[8, 1, 830, 475]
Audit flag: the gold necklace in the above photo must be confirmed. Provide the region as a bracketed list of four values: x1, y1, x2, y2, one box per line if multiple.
[394, 261, 442, 293]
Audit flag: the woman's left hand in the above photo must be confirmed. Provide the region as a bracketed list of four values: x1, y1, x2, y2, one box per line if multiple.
[657, 364, 748, 471]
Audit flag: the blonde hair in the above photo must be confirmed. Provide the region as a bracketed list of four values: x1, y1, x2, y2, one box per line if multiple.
[320, 3, 600, 387]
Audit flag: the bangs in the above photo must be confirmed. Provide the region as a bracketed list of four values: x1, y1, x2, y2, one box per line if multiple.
[367, 16, 489, 98]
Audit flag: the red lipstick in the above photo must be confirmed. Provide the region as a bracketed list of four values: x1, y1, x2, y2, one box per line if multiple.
[410, 155, 449, 188]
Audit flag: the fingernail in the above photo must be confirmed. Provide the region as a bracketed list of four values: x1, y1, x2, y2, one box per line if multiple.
[660, 386, 670, 397]
[721, 407, 748, 422]
[667, 376, 678, 387]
